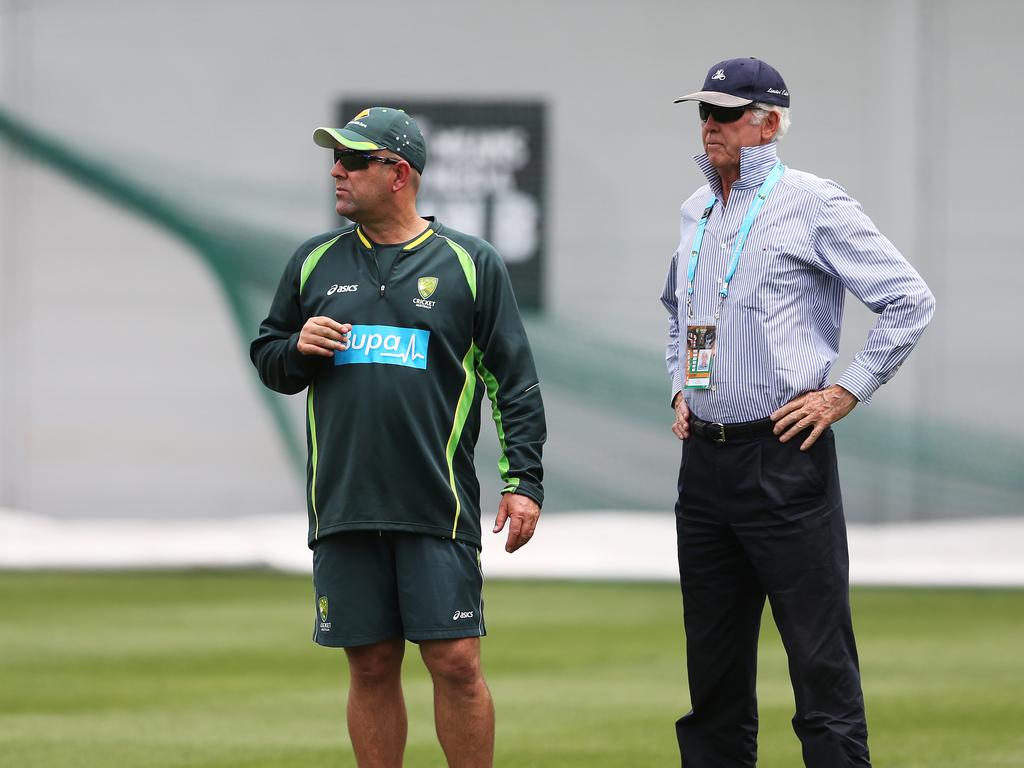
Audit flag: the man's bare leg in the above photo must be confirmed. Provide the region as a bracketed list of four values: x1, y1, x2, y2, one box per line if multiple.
[345, 638, 407, 767]
[420, 637, 494, 768]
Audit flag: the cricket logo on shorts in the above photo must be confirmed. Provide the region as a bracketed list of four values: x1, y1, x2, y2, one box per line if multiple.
[318, 596, 331, 633]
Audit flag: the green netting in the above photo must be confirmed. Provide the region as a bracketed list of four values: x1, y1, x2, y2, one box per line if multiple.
[0, 107, 304, 473]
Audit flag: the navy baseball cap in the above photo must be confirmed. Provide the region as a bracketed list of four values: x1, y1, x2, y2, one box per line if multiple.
[674, 57, 790, 108]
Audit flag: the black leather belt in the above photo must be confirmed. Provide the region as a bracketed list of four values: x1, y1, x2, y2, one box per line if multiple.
[689, 417, 774, 443]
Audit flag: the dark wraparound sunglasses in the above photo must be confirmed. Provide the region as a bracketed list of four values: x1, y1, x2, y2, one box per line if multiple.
[333, 150, 401, 171]
[699, 103, 753, 124]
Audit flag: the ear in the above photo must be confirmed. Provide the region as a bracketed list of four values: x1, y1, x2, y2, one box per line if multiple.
[390, 160, 413, 193]
[760, 110, 781, 143]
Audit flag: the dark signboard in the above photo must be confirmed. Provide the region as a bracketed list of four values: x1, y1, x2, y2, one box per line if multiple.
[338, 99, 545, 310]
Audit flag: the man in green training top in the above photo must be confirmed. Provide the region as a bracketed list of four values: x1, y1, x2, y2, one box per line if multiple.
[251, 107, 546, 768]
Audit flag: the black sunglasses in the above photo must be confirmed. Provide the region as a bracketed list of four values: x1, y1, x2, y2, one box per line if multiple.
[333, 150, 401, 171]
[698, 103, 752, 124]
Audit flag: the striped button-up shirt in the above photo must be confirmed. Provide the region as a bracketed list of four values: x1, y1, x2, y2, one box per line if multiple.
[661, 143, 935, 423]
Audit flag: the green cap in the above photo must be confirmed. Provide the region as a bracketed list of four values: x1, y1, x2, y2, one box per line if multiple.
[313, 107, 426, 173]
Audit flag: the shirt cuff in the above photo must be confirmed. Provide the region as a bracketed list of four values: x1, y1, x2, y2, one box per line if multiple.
[285, 333, 327, 379]
[835, 362, 880, 405]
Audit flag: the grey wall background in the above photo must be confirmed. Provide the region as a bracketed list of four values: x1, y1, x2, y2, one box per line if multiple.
[0, 0, 1020, 524]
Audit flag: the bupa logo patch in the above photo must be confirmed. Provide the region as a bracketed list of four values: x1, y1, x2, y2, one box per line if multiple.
[334, 325, 429, 369]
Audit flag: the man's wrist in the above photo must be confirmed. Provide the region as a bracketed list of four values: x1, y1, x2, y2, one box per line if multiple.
[835, 365, 879, 406]
[287, 333, 325, 375]
[503, 486, 543, 508]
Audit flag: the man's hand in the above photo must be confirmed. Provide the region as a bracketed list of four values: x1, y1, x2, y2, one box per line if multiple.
[671, 392, 691, 440]
[493, 493, 540, 553]
[771, 385, 858, 451]
[297, 317, 351, 357]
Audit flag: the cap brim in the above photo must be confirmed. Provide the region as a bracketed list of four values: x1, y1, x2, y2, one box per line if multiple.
[673, 91, 752, 107]
[312, 126, 382, 151]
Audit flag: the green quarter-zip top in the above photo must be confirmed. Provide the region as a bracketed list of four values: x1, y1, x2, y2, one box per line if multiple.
[251, 220, 546, 547]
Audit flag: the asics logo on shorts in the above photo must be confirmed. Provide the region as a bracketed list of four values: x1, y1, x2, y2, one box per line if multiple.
[453, 610, 475, 621]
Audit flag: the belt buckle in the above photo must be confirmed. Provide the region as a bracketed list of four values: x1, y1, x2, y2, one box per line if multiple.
[710, 422, 726, 443]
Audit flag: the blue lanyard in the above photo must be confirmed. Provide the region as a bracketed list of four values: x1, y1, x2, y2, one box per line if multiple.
[686, 161, 785, 318]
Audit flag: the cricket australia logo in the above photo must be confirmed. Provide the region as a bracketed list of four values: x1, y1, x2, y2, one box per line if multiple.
[318, 596, 331, 633]
[711, 68, 727, 80]
[417, 276, 438, 298]
[414, 276, 439, 309]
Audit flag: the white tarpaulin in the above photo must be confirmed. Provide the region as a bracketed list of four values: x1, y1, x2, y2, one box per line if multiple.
[2, 509, 1021, 587]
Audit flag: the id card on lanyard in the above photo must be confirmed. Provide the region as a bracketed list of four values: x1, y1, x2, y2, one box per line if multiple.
[684, 324, 716, 389]
[683, 161, 785, 390]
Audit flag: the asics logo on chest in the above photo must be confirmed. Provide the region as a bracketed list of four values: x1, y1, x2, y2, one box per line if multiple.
[327, 284, 358, 295]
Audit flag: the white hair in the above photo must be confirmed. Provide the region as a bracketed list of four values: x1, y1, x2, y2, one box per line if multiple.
[749, 102, 790, 142]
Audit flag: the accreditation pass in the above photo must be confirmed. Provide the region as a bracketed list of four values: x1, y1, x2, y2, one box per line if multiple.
[684, 324, 716, 389]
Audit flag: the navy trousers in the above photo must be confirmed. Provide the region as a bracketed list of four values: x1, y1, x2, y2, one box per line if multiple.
[674, 428, 871, 767]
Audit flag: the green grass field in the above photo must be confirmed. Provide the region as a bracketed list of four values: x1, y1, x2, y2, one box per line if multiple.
[1, 572, 1022, 767]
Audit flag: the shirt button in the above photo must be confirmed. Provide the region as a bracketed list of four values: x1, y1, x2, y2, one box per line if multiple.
[710, 385, 717, 392]
[720, 243, 727, 248]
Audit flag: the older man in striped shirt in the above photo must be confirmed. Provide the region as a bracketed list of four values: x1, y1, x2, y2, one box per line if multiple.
[661, 58, 934, 768]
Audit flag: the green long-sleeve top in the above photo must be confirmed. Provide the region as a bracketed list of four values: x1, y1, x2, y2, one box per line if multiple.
[251, 220, 546, 548]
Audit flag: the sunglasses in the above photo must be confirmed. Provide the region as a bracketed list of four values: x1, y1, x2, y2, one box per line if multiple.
[698, 103, 752, 124]
[333, 150, 401, 171]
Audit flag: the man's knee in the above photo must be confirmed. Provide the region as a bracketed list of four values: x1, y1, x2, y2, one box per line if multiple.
[419, 638, 484, 688]
[345, 639, 405, 686]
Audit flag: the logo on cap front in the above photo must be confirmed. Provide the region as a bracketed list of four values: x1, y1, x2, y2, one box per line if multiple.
[711, 69, 727, 81]
[353, 109, 371, 120]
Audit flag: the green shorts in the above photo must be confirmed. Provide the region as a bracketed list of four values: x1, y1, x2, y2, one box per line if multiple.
[311, 530, 485, 648]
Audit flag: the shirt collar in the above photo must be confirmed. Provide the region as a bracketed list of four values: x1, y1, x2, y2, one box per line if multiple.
[693, 143, 780, 198]
[355, 217, 438, 253]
